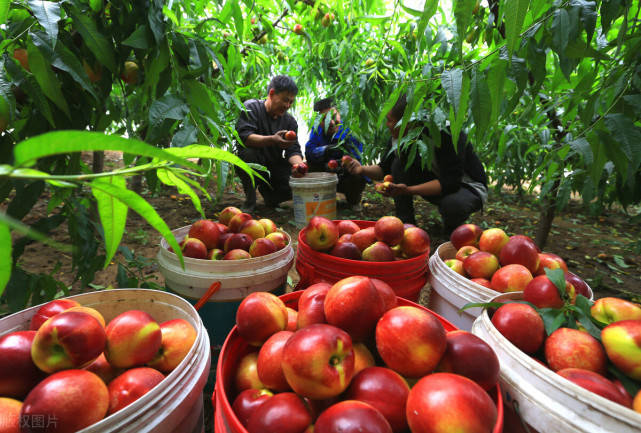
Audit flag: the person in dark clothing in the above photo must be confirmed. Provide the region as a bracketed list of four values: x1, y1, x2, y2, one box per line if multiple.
[305, 97, 367, 210]
[235, 75, 305, 212]
[344, 94, 488, 234]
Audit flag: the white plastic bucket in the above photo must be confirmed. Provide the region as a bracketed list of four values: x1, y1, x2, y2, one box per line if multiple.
[428, 242, 499, 330]
[289, 172, 338, 226]
[157, 225, 295, 346]
[428, 242, 594, 331]
[471, 292, 641, 433]
[0, 289, 210, 433]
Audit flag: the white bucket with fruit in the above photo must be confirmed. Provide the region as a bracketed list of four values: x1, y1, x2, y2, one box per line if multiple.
[429, 224, 593, 330]
[0, 289, 210, 433]
[471, 289, 641, 432]
[157, 208, 294, 346]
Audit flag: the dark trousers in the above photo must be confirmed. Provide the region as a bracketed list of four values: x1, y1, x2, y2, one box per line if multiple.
[309, 163, 367, 205]
[390, 157, 482, 233]
[237, 147, 292, 206]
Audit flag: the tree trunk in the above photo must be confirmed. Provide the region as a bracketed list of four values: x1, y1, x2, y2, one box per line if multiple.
[92, 151, 104, 174]
[535, 178, 560, 250]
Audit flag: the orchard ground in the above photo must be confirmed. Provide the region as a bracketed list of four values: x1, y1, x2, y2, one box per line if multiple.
[6, 152, 641, 432]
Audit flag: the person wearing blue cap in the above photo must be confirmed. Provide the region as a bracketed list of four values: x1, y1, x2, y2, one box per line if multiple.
[305, 97, 367, 211]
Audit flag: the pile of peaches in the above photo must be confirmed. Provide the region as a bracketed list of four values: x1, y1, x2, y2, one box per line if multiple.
[229, 276, 501, 433]
[445, 223, 592, 298]
[490, 287, 641, 413]
[0, 298, 196, 432]
[169, 206, 289, 260]
[302, 216, 430, 261]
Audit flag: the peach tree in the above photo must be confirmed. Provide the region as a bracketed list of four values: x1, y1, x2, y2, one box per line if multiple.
[1, 0, 640, 310]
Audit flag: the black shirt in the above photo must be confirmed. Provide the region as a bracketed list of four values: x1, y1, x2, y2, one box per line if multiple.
[379, 128, 487, 195]
[235, 99, 302, 163]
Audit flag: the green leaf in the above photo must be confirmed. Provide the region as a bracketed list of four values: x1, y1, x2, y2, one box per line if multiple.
[89, 0, 102, 13]
[67, 7, 116, 72]
[565, 39, 609, 60]
[149, 95, 189, 127]
[142, 41, 169, 103]
[454, 0, 475, 43]
[605, 114, 641, 174]
[447, 70, 470, 148]
[613, 255, 630, 268]
[122, 25, 151, 49]
[442, 68, 463, 114]
[0, 211, 71, 252]
[13, 131, 201, 172]
[29, 1, 60, 47]
[376, 84, 406, 128]
[504, 0, 529, 56]
[89, 180, 184, 268]
[354, 15, 392, 24]
[415, 0, 438, 42]
[0, 221, 11, 297]
[230, 1, 243, 41]
[578, 0, 597, 42]
[0, 0, 9, 24]
[552, 8, 570, 53]
[92, 176, 128, 268]
[162, 6, 179, 26]
[52, 42, 98, 100]
[570, 138, 593, 165]
[470, 68, 491, 140]
[460, 301, 507, 311]
[574, 294, 594, 314]
[157, 169, 204, 218]
[540, 308, 567, 336]
[27, 43, 70, 118]
[600, 0, 621, 34]
[545, 267, 567, 297]
[184, 80, 218, 121]
[486, 60, 507, 123]
[163, 145, 258, 181]
[400, 2, 424, 17]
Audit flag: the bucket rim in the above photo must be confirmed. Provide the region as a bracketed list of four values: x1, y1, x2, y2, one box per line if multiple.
[288, 172, 338, 185]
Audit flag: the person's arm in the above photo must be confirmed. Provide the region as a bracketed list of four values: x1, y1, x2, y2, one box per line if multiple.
[288, 154, 304, 165]
[235, 101, 295, 149]
[343, 157, 384, 180]
[386, 179, 442, 197]
[245, 132, 294, 149]
[283, 117, 303, 159]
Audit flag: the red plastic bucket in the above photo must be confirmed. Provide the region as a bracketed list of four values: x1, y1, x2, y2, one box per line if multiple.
[213, 291, 504, 433]
[295, 220, 430, 301]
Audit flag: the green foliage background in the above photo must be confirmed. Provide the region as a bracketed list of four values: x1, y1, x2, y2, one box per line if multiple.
[0, 0, 639, 308]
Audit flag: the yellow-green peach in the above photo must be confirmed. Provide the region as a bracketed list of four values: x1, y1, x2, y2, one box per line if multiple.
[601, 320, 641, 380]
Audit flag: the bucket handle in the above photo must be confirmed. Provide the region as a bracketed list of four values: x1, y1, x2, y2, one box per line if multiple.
[194, 281, 221, 311]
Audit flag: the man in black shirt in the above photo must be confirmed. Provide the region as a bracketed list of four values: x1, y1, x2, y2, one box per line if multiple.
[235, 75, 304, 212]
[344, 95, 488, 234]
